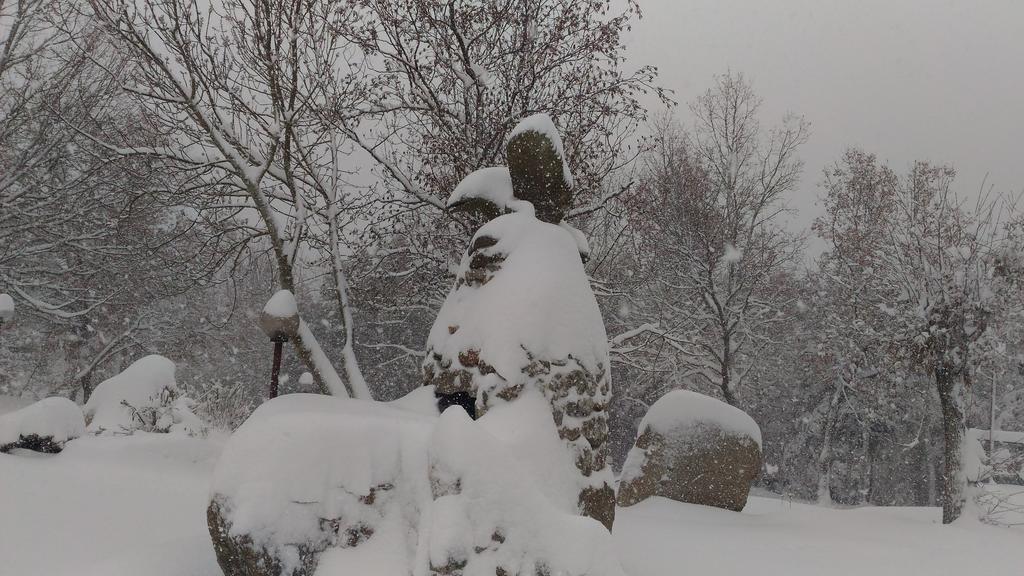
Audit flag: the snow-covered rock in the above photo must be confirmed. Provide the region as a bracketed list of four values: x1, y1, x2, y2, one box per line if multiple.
[423, 210, 615, 528]
[424, 113, 614, 529]
[0, 397, 85, 453]
[618, 390, 762, 511]
[207, 391, 622, 576]
[505, 113, 574, 223]
[447, 166, 532, 218]
[84, 355, 204, 436]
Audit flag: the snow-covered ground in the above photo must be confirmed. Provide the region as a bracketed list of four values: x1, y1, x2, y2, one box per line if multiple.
[2, 431, 1021, 576]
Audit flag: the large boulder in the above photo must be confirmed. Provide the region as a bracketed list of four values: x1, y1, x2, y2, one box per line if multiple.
[617, 390, 762, 511]
[422, 211, 615, 529]
[207, 390, 624, 576]
[0, 397, 84, 454]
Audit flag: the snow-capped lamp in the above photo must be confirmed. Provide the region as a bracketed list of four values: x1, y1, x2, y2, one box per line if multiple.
[259, 290, 300, 398]
[0, 293, 14, 332]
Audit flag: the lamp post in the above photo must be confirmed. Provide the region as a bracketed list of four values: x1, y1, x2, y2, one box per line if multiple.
[259, 290, 300, 399]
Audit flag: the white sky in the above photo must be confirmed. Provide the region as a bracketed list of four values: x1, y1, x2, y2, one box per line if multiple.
[625, 0, 1024, 249]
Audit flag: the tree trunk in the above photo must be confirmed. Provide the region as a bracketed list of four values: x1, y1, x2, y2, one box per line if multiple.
[936, 365, 966, 524]
[720, 332, 738, 406]
[816, 382, 844, 505]
[326, 192, 371, 400]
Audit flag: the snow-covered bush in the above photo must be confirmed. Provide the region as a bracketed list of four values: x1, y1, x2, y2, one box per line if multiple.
[0, 396, 84, 453]
[208, 391, 623, 576]
[84, 355, 205, 436]
[618, 390, 762, 511]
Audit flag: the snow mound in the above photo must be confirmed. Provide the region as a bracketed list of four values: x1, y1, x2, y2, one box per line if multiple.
[209, 391, 621, 576]
[0, 397, 84, 453]
[84, 355, 204, 436]
[427, 212, 608, 389]
[637, 389, 762, 447]
[509, 113, 574, 187]
[0, 292, 13, 321]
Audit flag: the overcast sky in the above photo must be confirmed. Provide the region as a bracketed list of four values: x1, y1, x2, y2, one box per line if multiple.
[624, 0, 1024, 250]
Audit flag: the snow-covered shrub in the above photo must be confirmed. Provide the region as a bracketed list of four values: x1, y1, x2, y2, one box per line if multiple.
[208, 390, 623, 576]
[0, 396, 84, 453]
[423, 114, 615, 529]
[84, 355, 205, 436]
[618, 390, 762, 511]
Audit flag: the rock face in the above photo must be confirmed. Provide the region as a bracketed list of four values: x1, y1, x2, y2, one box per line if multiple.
[423, 114, 615, 531]
[617, 390, 762, 511]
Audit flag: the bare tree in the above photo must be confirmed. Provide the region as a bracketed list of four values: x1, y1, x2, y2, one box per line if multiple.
[87, 0, 374, 398]
[618, 75, 807, 407]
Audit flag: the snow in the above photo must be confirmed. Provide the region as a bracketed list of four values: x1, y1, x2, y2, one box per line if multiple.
[0, 292, 13, 320]
[615, 495, 1024, 576]
[635, 389, 762, 446]
[722, 243, 743, 264]
[209, 389, 617, 576]
[508, 113, 574, 187]
[971, 427, 1024, 445]
[559, 221, 592, 260]
[209, 393, 435, 574]
[83, 355, 203, 436]
[425, 406, 624, 576]
[3, 433, 1023, 576]
[0, 433, 223, 576]
[427, 211, 608, 387]
[446, 166, 531, 214]
[0, 397, 84, 451]
[263, 289, 298, 318]
[209, 389, 614, 573]
[963, 428, 989, 483]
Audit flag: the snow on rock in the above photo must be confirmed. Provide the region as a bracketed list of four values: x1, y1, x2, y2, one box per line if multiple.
[422, 210, 615, 528]
[84, 355, 205, 436]
[0, 292, 14, 321]
[0, 397, 85, 453]
[424, 406, 624, 576]
[208, 393, 435, 576]
[447, 166, 531, 216]
[208, 390, 621, 576]
[637, 389, 762, 447]
[426, 212, 608, 392]
[618, 390, 762, 512]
